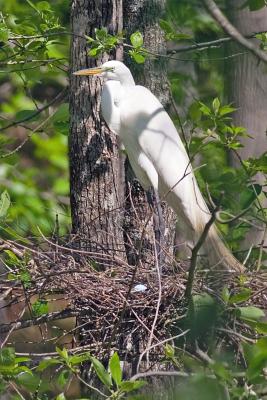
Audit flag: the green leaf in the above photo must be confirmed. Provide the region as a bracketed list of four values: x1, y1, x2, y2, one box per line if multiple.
[243, 0, 266, 11]
[14, 357, 30, 363]
[239, 184, 262, 209]
[255, 321, 267, 334]
[159, 19, 173, 33]
[237, 306, 265, 322]
[16, 372, 40, 391]
[57, 369, 71, 388]
[25, 0, 40, 13]
[164, 344, 175, 359]
[69, 353, 91, 365]
[56, 347, 69, 361]
[212, 97, 220, 114]
[221, 286, 230, 303]
[4, 249, 20, 264]
[51, 103, 69, 123]
[109, 352, 122, 386]
[120, 380, 146, 393]
[229, 288, 252, 304]
[130, 50, 145, 64]
[36, 1, 51, 11]
[37, 357, 62, 371]
[0, 348, 15, 367]
[32, 299, 48, 317]
[130, 31, 143, 48]
[15, 109, 39, 122]
[56, 394, 66, 400]
[90, 356, 112, 388]
[0, 190, 10, 218]
[188, 102, 202, 122]
[0, 25, 9, 43]
[95, 27, 108, 41]
[199, 102, 211, 116]
[172, 33, 193, 40]
[219, 105, 236, 116]
[20, 270, 32, 288]
[88, 47, 100, 57]
[211, 362, 231, 382]
[243, 339, 267, 381]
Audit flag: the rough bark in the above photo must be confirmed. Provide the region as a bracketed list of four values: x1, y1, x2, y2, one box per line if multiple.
[69, 0, 125, 258]
[226, 2, 267, 259]
[123, 0, 177, 270]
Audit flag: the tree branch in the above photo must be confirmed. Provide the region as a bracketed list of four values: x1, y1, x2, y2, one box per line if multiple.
[0, 88, 67, 132]
[0, 309, 78, 334]
[167, 31, 267, 54]
[201, 0, 267, 64]
[185, 197, 222, 300]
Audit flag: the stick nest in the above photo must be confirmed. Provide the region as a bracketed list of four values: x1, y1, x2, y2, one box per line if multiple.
[0, 238, 187, 359]
[1, 238, 267, 363]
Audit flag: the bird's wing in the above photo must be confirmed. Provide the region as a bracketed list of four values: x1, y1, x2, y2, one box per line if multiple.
[120, 86, 210, 235]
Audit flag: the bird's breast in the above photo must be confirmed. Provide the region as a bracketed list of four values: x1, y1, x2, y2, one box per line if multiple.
[101, 81, 122, 133]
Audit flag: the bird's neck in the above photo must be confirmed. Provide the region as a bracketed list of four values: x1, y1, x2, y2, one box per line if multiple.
[120, 73, 135, 87]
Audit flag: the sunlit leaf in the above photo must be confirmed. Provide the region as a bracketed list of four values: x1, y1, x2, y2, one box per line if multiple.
[31, 299, 49, 317]
[109, 352, 122, 386]
[130, 31, 144, 48]
[0, 191, 10, 219]
[90, 356, 112, 388]
[237, 306, 265, 322]
[229, 288, 252, 304]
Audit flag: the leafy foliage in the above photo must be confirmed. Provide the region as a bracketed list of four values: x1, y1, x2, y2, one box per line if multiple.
[0, 0, 266, 399]
[0, 0, 70, 236]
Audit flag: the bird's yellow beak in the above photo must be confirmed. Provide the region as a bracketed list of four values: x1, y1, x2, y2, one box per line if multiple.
[73, 67, 103, 76]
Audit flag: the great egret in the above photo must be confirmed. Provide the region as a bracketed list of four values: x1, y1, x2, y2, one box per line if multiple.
[73, 60, 243, 273]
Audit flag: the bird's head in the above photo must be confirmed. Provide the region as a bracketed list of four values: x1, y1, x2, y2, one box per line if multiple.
[73, 60, 135, 85]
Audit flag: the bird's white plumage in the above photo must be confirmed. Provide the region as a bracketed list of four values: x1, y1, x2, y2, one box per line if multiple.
[101, 80, 122, 133]
[75, 60, 243, 272]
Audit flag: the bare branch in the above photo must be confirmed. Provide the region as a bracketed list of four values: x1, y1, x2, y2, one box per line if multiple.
[0, 88, 67, 132]
[202, 0, 267, 64]
[167, 31, 267, 54]
[0, 309, 78, 334]
[185, 196, 222, 300]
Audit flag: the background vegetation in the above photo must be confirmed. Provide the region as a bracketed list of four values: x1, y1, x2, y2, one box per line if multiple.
[0, 0, 266, 399]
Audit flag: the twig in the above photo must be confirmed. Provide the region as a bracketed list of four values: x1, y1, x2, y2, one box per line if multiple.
[217, 328, 256, 343]
[0, 88, 67, 132]
[131, 370, 190, 380]
[0, 108, 58, 158]
[9, 382, 27, 400]
[0, 57, 66, 66]
[143, 236, 162, 370]
[185, 195, 222, 300]
[257, 225, 267, 272]
[166, 31, 267, 54]
[136, 329, 189, 373]
[1, 307, 26, 348]
[75, 373, 108, 398]
[202, 0, 267, 64]
[0, 309, 78, 334]
[216, 205, 252, 224]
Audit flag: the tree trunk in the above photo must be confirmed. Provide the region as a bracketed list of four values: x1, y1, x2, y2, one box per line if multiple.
[69, 0, 125, 258]
[226, 2, 267, 262]
[123, 0, 177, 270]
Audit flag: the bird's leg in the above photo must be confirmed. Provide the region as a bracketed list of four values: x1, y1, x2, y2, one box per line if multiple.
[146, 189, 165, 273]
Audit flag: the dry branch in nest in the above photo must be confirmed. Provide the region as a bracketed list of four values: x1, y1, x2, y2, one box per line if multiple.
[0, 237, 266, 372]
[0, 237, 188, 364]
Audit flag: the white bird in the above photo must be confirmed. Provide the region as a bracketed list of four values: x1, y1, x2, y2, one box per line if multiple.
[73, 60, 243, 273]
